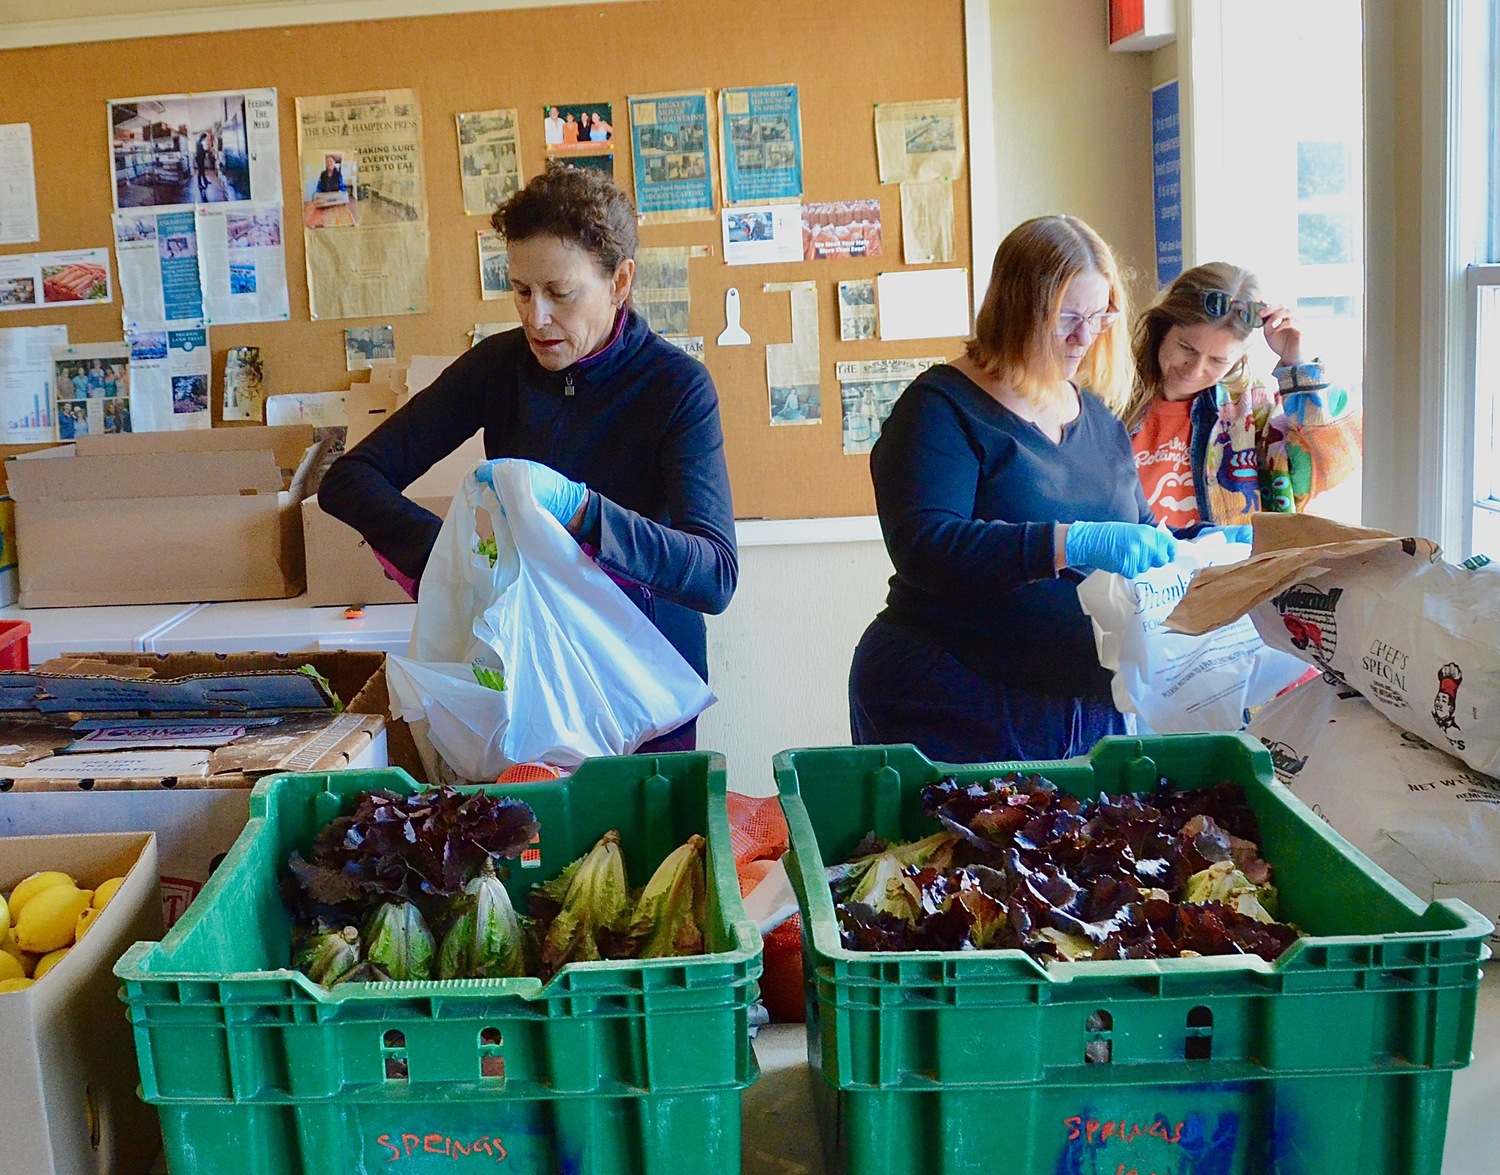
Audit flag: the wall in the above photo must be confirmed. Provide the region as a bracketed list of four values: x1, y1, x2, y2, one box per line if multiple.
[984, 0, 1158, 307]
[700, 538, 892, 795]
[1361, 0, 1425, 537]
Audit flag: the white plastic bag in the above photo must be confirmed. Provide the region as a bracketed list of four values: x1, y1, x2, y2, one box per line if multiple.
[385, 461, 715, 780]
[1248, 674, 1500, 944]
[1077, 535, 1308, 734]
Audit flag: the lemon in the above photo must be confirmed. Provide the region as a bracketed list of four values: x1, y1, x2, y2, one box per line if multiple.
[8, 872, 76, 920]
[0, 891, 8, 937]
[0, 929, 24, 969]
[15, 885, 92, 954]
[0, 951, 23, 982]
[32, 947, 68, 981]
[92, 876, 126, 910]
[75, 906, 100, 941]
[0, 977, 34, 993]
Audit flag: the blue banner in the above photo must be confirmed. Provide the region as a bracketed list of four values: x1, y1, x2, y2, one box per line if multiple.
[156, 210, 204, 322]
[720, 85, 803, 205]
[1151, 80, 1183, 287]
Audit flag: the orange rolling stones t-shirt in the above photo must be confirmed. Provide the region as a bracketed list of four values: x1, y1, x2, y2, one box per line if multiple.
[1133, 397, 1199, 529]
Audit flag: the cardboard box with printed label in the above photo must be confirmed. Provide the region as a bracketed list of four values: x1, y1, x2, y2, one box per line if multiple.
[6, 425, 325, 607]
[0, 650, 409, 926]
[303, 358, 483, 607]
[0, 830, 163, 1175]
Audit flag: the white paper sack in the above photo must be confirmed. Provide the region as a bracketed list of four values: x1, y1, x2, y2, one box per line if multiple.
[385, 462, 715, 780]
[1077, 536, 1308, 733]
[1250, 546, 1500, 777]
[1249, 674, 1500, 944]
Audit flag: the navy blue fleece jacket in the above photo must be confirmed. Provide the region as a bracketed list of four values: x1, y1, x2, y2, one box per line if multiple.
[318, 309, 737, 681]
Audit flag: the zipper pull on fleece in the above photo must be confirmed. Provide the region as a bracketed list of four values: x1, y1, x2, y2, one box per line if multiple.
[564, 372, 575, 397]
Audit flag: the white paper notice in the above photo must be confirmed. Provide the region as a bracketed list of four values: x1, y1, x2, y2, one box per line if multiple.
[722, 205, 804, 266]
[0, 124, 40, 245]
[127, 324, 212, 432]
[0, 324, 67, 443]
[877, 268, 971, 341]
[7, 749, 212, 779]
[266, 391, 348, 427]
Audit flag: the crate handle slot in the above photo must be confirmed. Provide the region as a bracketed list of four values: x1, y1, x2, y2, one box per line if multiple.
[1084, 1009, 1113, 1064]
[478, 1027, 506, 1080]
[1185, 1005, 1213, 1060]
[381, 1028, 410, 1082]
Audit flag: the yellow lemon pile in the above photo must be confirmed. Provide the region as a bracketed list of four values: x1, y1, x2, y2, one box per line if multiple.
[0, 870, 127, 992]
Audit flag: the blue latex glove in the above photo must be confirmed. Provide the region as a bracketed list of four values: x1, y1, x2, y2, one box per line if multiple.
[1201, 524, 1254, 545]
[473, 458, 589, 526]
[1064, 521, 1178, 577]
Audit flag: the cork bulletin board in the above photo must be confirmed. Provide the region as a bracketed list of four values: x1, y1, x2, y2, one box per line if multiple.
[0, 0, 971, 519]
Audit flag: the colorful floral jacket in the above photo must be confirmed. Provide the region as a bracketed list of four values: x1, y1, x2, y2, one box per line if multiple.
[1184, 360, 1361, 525]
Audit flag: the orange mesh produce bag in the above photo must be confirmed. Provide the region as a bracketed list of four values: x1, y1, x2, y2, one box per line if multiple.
[727, 791, 803, 1023]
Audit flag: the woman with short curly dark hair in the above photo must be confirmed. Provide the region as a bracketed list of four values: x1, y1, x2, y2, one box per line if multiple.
[321, 167, 737, 752]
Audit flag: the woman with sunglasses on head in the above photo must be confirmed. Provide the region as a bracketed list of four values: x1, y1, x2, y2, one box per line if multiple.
[1127, 262, 1359, 537]
[848, 215, 1174, 764]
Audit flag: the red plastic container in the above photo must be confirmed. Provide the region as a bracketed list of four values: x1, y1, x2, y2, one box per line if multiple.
[0, 620, 29, 669]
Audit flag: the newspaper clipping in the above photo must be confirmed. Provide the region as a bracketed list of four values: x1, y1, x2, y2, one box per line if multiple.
[0, 248, 111, 312]
[837, 357, 944, 455]
[0, 324, 67, 443]
[478, 231, 511, 300]
[900, 181, 956, 265]
[765, 280, 820, 426]
[628, 90, 716, 224]
[223, 345, 265, 422]
[126, 325, 211, 432]
[802, 200, 883, 261]
[875, 99, 965, 184]
[634, 247, 692, 336]
[472, 320, 520, 347]
[719, 85, 804, 205]
[345, 325, 396, 371]
[838, 278, 877, 341]
[297, 90, 430, 319]
[52, 341, 134, 438]
[109, 89, 281, 211]
[664, 335, 705, 361]
[0, 123, 39, 245]
[456, 108, 521, 217]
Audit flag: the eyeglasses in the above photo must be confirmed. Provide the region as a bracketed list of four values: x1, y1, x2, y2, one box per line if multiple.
[1201, 289, 1267, 327]
[1054, 309, 1120, 338]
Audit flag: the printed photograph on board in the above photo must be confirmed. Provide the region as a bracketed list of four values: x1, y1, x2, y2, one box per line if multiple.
[111, 93, 258, 208]
[302, 152, 359, 229]
[344, 324, 396, 371]
[543, 102, 615, 153]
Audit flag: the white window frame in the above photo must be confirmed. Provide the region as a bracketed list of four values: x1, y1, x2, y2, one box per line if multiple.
[1468, 265, 1500, 548]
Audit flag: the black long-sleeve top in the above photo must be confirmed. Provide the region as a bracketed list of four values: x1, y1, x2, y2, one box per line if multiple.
[871, 364, 1155, 698]
[318, 309, 738, 681]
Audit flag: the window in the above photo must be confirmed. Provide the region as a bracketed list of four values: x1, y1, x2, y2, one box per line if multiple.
[1470, 272, 1500, 557]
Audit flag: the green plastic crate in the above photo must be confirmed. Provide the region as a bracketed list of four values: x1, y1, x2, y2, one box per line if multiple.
[775, 735, 1492, 1175]
[116, 752, 761, 1175]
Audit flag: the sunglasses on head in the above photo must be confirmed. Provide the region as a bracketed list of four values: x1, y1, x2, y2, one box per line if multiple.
[1201, 289, 1267, 328]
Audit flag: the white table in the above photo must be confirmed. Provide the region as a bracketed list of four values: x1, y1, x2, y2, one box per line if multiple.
[0, 602, 205, 664]
[144, 595, 415, 656]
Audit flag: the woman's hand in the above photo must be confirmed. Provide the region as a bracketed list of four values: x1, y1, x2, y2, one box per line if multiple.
[1259, 303, 1302, 367]
[474, 458, 590, 531]
[1060, 521, 1177, 577]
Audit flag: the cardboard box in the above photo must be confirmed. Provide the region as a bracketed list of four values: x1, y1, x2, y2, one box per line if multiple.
[6, 425, 324, 607]
[0, 494, 16, 607]
[0, 831, 163, 1175]
[308, 360, 483, 608]
[0, 650, 416, 923]
[301, 493, 449, 607]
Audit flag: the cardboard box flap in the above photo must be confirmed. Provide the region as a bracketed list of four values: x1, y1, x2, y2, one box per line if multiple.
[7, 448, 284, 501]
[1166, 514, 1441, 636]
[74, 423, 315, 469]
[0, 669, 336, 714]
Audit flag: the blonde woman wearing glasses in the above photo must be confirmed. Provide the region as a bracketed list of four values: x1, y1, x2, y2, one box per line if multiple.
[848, 215, 1175, 763]
[1126, 262, 1360, 535]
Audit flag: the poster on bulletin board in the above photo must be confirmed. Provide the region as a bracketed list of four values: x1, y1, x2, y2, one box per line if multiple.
[1151, 79, 1183, 287]
[628, 90, 717, 223]
[718, 85, 804, 205]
